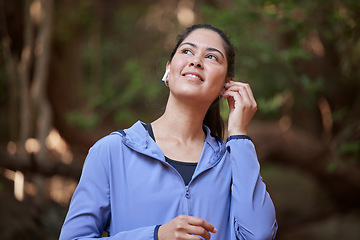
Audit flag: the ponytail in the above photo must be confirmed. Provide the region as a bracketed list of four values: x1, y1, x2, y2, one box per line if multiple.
[203, 98, 224, 139]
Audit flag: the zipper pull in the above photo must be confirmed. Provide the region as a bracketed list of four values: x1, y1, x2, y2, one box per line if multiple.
[185, 187, 190, 199]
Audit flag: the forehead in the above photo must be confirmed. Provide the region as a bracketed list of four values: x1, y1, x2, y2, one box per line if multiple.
[182, 29, 226, 53]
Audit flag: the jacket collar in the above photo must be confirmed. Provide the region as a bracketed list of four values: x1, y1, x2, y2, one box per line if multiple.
[118, 120, 225, 165]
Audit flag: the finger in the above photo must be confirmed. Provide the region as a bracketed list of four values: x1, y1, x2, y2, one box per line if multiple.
[225, 91, 245, 113]
[187, 225, 212, 240]
[222, 88, 246, 106]
[187, 216, 217, 233]
[241, 83, 256, 106]
[225, 83, 250, 96]
[233, 82, 256, 107]
[236, 85, 251, 102]
[238, 85, 254, 107]
[224, 80, 246, 89]
[225, 81, 253, 96]
[241, 84, 257, 111]
[223, 84, 255, 109]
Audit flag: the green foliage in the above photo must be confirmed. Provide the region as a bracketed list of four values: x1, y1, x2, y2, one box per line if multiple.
[55, 0, 94, 42]
[328, 138, 360, 173]
[201, 0, 360, 125]
[66, 111, 99, 130]
[332, 107, 348, 123]
[220, 99, 230, 121]
[59, 2, 169, 129]
[339, 140, 360, 161]
[300, 75, 324, 96]
[257, 93, 284, 117]
[202, 0, 307, 118]
[204, 1, 360, 187]
[56, 0, 359, 132]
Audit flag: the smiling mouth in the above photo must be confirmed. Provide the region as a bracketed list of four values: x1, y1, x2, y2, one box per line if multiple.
[183, 73, 204, 82]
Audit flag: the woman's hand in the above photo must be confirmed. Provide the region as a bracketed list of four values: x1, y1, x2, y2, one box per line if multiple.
[222, 81, 257, 136]
[158, 215, 217, 240]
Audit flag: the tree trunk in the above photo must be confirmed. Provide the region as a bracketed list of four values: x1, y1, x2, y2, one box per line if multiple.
[31, 0, 54, 163]
[18, 0, 34, 161]
[0, 0, 20, 142]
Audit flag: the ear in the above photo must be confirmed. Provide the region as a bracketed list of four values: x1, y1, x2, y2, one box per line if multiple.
[162, 61, 171, 83]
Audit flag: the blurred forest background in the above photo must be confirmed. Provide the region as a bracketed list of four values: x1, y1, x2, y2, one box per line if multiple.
[0, 0, 360, 239]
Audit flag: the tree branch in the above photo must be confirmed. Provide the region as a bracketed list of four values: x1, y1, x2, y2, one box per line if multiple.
[250, 121, 360, 208]
[0, 147, 82, 180]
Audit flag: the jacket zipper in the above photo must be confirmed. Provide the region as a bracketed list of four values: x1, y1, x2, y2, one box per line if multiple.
[153, 159, 193, 215]
[185, 148, 227, 216]
[119, 133, 228, 216]
[185, 186, 190, 215]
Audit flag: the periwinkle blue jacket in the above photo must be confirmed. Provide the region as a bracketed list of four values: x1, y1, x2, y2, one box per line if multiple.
[59, 121, 277, 240]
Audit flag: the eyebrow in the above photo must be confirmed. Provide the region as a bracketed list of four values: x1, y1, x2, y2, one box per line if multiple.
[179, 42, 225, 60]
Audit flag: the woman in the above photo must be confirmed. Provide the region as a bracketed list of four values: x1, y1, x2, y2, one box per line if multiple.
[60, 24, 278, 240]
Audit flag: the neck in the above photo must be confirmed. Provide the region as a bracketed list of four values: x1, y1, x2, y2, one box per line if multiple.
[152, 94, 211, 141]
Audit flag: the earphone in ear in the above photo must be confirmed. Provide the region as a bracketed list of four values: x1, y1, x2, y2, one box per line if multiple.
[162, 69, 170, 83]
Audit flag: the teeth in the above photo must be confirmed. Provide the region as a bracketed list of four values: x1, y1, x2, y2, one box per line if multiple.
[186, 74, 201, 80]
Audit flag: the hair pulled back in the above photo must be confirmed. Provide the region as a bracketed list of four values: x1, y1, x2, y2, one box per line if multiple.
[169, 24, 236, 139]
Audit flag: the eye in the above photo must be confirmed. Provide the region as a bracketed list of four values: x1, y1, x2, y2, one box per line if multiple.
[206, 54, 218, 61]
[182, 49, 193, 55]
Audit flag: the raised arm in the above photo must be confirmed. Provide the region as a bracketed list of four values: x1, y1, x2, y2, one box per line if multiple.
[223, 81, 277, 239]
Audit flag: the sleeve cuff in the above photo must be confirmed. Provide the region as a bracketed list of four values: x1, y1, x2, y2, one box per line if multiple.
[226, 135, 252, 142]
[154, 225, 161, 240]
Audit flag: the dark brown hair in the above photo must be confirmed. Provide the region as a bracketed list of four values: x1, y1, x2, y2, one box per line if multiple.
[169, 24, 236, 139]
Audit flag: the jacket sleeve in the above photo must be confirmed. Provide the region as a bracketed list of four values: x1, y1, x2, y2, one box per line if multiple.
[59, 142, 157, 240]
[227, 136, 278, 240]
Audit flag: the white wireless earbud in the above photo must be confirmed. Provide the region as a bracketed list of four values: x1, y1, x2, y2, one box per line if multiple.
[162, 69, 170, 82]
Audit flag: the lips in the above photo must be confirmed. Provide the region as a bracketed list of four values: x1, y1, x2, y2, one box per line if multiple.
[182, 72, 204, 82]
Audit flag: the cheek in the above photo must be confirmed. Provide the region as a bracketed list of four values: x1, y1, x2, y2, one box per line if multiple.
[211, 73, 227, 95]
[209, 68, 227, 86]
[206, 79, 225, 98]
[170, 55, 187, 70]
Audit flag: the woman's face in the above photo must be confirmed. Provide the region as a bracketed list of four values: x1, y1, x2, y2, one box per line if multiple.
[167, 28, 230, 105]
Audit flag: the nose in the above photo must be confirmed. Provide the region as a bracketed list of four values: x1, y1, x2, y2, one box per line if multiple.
[189, 57, 203, 69]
